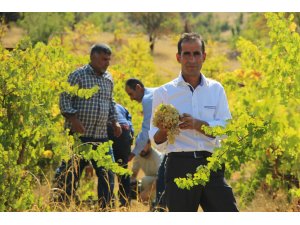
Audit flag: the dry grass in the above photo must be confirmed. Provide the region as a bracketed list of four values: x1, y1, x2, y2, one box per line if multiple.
[241, 188, 298, 212]
[32, 164, 297, 212]
[38, 181, 298, 212]
[152, 35, 181, 81]
[1, 26, 24, 48]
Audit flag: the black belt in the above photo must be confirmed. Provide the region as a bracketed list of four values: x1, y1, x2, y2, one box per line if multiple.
[168, 151, 212, 159]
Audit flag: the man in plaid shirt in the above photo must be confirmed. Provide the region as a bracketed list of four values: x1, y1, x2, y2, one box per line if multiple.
[55, 44, 122, 209]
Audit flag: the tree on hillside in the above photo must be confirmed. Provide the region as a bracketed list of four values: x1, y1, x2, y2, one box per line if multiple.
[240, 13, 269, 43]
[85, 12, 130, 33]
[191, 13, 222, 40]
[0, 13, 21, 24]
[287, 12, 300, 33]
[128, 12, 181, 53]
[180, 13, 194, 33]
[18, 13, 76, 45]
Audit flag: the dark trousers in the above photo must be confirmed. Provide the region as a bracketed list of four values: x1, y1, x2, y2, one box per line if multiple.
[165, 151, 239, 212]
[111, 128, 132, 206]
[155, 154, 167, 209]
[55, 137, 114, 209]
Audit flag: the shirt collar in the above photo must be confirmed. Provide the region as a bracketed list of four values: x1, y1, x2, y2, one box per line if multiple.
[142, 87, 149, 102]
[87, 64, 107, 77]
[87, 64, 96, 75]
[144, 87, 150, 95]
[175, 72, 208, 87]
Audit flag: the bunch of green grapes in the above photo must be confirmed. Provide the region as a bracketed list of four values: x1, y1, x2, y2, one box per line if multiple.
[153, 104, 180, 144]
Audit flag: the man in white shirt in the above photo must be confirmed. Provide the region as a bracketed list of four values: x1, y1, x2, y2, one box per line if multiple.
[130, 140, 163, 203]
[149, 33, 238, 212]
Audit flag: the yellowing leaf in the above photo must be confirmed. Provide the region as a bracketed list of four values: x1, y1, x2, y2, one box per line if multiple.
[51, 104, 60, 117]
[42, 150, 53, 159]
[289, 22, 297, 32]
[27, 75, 33, 81]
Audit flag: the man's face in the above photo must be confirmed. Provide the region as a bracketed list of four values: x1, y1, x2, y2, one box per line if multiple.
[90, 52, 111, 74]
[125, 85, 143, 103]
[176, 40, 206, 77]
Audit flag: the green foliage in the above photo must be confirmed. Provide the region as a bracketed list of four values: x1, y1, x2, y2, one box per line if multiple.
[113, 36, 157, 85]
[0, 17, 8, 41]
[0, 40, 79, 211]
[128, 13, 181, 36]
[202, 40, 228, 79]
[0, 30, 162, 211]
[187, 13, 232, 41]
[111, 36, 161, 136]
[0, 37, 129, 211]
[128, 13, 182, 52]
[18, 13, 75, 45]
[80, 141, 131, 176]
[191, 13, 221, 40]
[289, 188, 300, 198]
[239, 13, 269, 44]
[60, 21, 100, 53]
[175, 13, 300, 206]
[84, 13, 131, 33]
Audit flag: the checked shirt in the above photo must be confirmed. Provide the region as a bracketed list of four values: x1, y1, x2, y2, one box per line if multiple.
[59, 64, 118, 139]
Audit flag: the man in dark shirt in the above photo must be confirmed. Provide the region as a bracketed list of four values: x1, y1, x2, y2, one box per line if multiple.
[108, 103, 134, 208]
[55, 44, 122, 209]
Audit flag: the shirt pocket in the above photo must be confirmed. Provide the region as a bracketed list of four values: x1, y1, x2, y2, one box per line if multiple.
[201, 105, 216, 121]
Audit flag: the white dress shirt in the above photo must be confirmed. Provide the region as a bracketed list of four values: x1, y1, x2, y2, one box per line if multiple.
[149, 73, 232, 154]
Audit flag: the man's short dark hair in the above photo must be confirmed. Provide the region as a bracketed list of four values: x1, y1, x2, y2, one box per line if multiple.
[125, 78, 144, 90]
[90, 43, 112, 56]
[177, 33, 205, 55]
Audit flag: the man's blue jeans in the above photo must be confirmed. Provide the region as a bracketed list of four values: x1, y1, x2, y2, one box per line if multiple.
[55, 136, 114, 209]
